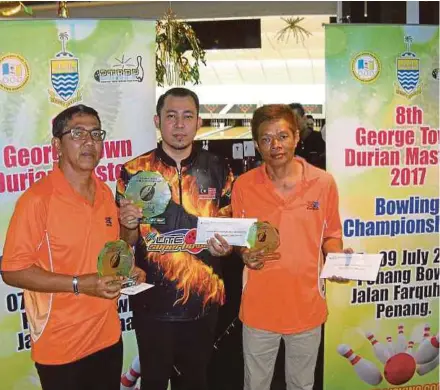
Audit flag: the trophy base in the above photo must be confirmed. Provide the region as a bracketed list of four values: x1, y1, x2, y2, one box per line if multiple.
[121, 277, 137, 289]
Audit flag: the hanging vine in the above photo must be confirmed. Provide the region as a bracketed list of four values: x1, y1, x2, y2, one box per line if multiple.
[156, 8, 206, 87]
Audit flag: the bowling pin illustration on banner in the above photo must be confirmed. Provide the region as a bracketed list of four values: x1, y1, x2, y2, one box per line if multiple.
[406, 340, 415, 355]
[386, 336, 395, 357]
[338, 323, 438, 387]
[121, 355, 140, 390]
[415, 333, 439, 364]
[395, 323, 407, 354]
[337, 344, 383, 385]
[417, 355, 439, 376]
[365, 332, 390, 364]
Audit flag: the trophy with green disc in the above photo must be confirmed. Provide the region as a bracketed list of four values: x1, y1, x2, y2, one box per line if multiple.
[124, 171, 171, 223]
[97, 240, 136, 287]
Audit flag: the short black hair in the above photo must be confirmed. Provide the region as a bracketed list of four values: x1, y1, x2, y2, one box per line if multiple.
[289, 103, 305, 118]
[52, 104, 101, 138]
[306, 114, 314, 120]
[156, 87, 200, 116]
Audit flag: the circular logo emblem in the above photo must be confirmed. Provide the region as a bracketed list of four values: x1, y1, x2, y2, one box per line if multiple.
[0, 53, 30, 92]
[351, 52, 381, 83]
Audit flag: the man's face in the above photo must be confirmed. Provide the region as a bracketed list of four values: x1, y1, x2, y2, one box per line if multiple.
[154, 95, 201, 151]
[52, 113, 103, 172]
[256, 119, 299, 168]
[292, 109, 306, 132]
[306, 118, 314, 131]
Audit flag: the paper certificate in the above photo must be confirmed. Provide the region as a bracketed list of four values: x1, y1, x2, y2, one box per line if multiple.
[121, 282, 154, 296]
[195, 217, 257, 247]
[320, 253, 383, 282]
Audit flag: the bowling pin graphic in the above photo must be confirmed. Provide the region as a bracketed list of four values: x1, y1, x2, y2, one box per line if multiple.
[415, 333, 440, 365]
[337, 344, 383, 386]
[365, 332, 390, 364]
[406, 340, 415, 355]
[386, 336, 396, 358]
[423, 324, 431, 340]
[417, 355, 439, 376]
[121, 355, 140, 390]
[395, 323, 407, 354]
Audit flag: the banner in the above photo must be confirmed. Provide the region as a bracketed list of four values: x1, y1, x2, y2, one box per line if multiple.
[0, 19, 156, 389]
[324, 25, 439, 390]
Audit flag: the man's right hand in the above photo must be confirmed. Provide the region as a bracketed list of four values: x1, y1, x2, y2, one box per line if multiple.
[78, 274, 124, 299]
[240, 248, 281, 270]
[119, 198, 143, 230]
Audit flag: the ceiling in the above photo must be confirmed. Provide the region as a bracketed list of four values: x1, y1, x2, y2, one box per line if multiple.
[199, 15, 328, 86]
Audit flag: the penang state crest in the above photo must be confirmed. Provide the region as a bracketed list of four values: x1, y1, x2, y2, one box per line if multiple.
[395, 36, 422, 99]
[48, 32, 82, 107]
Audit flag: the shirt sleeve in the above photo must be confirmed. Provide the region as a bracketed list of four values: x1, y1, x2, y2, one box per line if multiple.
[2, 192, 47, 272]
[324, 175, 342, 239]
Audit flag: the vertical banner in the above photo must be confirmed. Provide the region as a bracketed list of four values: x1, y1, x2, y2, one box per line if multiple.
[0, 19, 156, 389]
[324, 25, 439, 390]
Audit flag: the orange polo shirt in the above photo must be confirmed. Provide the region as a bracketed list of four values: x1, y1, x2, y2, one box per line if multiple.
[232, 158, 342, 334]
[2, 164, 121, 364]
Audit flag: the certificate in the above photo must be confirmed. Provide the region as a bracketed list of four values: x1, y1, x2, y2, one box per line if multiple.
[320, 253, 383, 281]
[195, 217, 257, 247]
[121, 282, 154, 296]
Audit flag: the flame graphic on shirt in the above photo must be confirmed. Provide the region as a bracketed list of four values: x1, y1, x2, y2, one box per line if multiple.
[141, 225, 225, 306]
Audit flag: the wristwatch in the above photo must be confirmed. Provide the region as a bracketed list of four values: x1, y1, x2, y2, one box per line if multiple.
[72, 276, 80, 295]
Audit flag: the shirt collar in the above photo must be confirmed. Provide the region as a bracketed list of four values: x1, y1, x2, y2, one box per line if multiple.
[51, 163, 104, 206]
[155, 142, 199, 168]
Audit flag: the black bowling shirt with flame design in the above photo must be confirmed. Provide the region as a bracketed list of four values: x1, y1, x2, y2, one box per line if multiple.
[116, 144, 233, 321]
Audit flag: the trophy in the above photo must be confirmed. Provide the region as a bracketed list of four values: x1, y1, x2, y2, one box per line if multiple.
[97, 240, 136, 288]
[248, 221, 280, 253]
[124, 171, 171, 223]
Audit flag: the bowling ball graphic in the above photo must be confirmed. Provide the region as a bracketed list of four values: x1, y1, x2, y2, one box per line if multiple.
[140, 183, 156, 201]
[184, 228, 203, 254]
[185, 229, 197, 245]
[384, 353, 416, 385]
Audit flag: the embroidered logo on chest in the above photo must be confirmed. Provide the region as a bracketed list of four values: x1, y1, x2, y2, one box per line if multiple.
[306, 201, 320, 211]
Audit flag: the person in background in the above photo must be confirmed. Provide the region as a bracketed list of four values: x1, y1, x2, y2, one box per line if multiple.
[232, 104, 352, 390]
[305, 114, 315, 132]
[1, 104, 145, 390]
[290, 103, 326, 170]
[117, 87, 234, 390]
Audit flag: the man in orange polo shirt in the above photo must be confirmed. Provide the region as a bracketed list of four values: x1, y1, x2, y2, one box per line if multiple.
[1, 105, 136, 390]
[232, 104, 352, 390]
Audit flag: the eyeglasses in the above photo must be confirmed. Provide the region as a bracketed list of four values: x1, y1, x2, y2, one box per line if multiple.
[259, 133, 292, 147]
[58, 127, 107, 141]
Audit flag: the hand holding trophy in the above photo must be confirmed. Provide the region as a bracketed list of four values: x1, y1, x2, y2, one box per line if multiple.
[242, 221, 281, 270]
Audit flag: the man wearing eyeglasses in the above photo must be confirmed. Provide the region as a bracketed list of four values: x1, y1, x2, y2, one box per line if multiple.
[1, 104, 141, 390]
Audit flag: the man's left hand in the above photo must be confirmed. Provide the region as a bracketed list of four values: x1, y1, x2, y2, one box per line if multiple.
[327, 247, 354, 284]
[207, 233, 232, 257]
